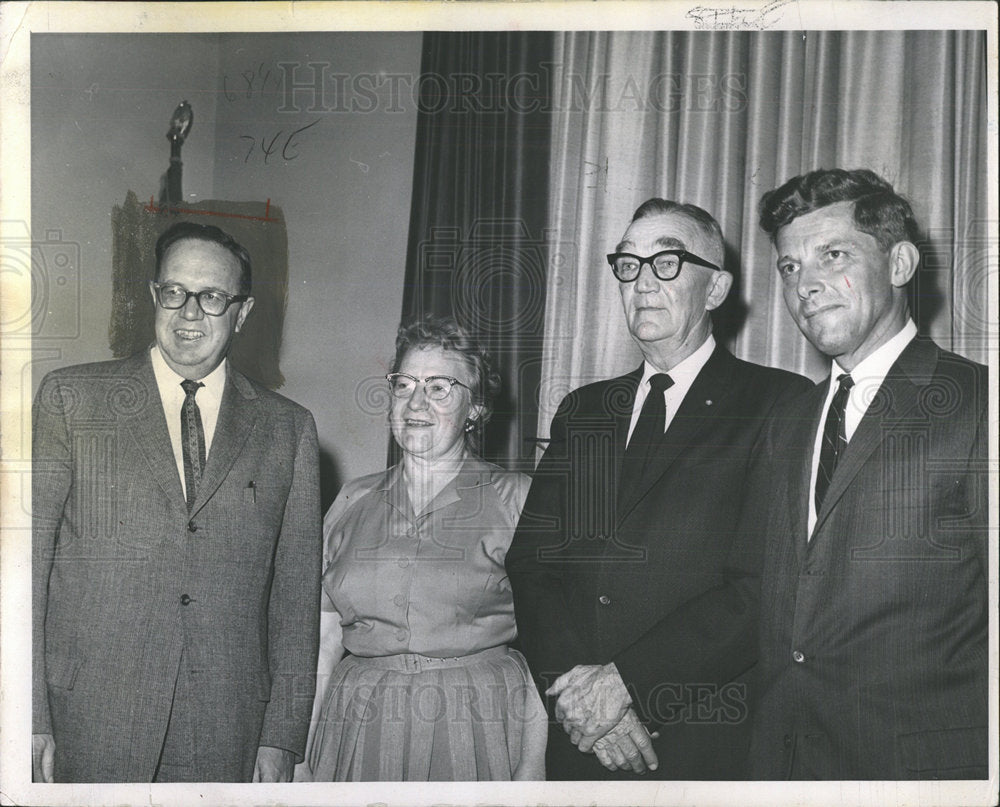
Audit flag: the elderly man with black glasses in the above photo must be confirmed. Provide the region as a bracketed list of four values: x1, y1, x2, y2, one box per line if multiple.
[32, 221, 321, 783]
[506, 198, 811, 780]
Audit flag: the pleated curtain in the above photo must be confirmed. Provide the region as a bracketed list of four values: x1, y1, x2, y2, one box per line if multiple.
[398, 30, 988, 466]
[538, 30, 989, 449]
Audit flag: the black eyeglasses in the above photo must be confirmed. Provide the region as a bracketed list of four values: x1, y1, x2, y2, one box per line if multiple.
[606, 249, 720, 282]
[386, 373, 472, 401]
[152, 282, 249, 316]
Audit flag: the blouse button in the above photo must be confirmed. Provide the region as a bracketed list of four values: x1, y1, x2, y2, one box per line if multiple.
[393, 594, 406, 607]
[398, 557, 410, 568]
[395, 628, 408, 641]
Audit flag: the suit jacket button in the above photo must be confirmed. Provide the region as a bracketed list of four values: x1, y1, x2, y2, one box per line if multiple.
[598, 595, 611, 606]
[187, 521, 198, 533]
[180, 594, 192, 606]
[783, 734, 793, 748]
[792, 650, 805, 663]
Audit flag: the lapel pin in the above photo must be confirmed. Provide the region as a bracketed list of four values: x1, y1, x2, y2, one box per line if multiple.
[705, 399, 713, 406]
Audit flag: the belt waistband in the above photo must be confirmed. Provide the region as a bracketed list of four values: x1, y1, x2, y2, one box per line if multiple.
[355, 644, 508, 673]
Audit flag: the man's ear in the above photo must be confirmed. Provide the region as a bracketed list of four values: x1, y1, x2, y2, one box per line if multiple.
[705, 270, 733, 311]
[889, 242, 919, 288]
[234, 297, 255, 332]
[149, 281, 158, 307]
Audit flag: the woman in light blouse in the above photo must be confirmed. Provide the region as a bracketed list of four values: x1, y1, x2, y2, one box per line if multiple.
[299, 317, 546, 781]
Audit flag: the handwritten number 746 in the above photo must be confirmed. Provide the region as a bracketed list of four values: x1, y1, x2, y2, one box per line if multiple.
[240, 119, 321, 164]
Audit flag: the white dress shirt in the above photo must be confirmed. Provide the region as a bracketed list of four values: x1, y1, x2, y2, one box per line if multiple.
[150, 346, 227, 499]
[626, 334, 716, 446]
[807, 319, 918, 537]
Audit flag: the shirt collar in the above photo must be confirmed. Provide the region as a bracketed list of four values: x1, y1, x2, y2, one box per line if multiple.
[150, 344, 228, 397]
[640, 333, 715, 389]
[830, 319, 917, 387]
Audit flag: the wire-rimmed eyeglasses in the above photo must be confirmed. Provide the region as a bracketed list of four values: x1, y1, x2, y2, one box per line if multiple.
[386, 373, 472, 401]
[606, 249, 720, 282]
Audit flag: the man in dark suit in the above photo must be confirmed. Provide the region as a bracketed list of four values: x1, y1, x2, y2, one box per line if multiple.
[505, 199, 810, 779]
[610, 170, 989, 780]
[32, 222, 322, 782]
[746, 168, 988, 778]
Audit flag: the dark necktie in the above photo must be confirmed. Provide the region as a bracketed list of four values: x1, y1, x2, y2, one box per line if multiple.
[814, 372, 854, 513]
[181, 379, 206, 510]
[619, 373, 674, 497]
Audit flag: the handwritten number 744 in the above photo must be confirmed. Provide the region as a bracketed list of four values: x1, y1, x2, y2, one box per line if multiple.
[241, 119, 320, 164]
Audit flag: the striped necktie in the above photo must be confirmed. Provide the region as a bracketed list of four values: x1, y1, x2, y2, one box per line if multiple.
[815, 372, 854, 513]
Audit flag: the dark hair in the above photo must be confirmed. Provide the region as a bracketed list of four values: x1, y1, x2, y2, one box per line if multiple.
[154, 221, 252, 295]
[759, 168, 920, 251]
[628, 198, 725, 266]
[390, 316, 501, 451]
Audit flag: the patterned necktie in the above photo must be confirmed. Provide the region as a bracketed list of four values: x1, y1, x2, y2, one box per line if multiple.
[181, 379, 206, 510]
[619, 373, 674, 497]
[815, 372, 855, 513]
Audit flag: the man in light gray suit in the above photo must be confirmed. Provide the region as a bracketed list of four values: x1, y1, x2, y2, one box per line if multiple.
[32, 222, 321, 782]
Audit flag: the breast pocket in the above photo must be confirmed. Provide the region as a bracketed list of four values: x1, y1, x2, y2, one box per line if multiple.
[226, 480, 290, 533]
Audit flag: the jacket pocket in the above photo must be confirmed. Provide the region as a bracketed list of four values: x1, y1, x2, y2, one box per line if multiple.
[898, 726, 987, 777]
[44, 653, 83, 690]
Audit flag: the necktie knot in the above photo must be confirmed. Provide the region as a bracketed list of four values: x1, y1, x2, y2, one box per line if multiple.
[836, 372, 855, 393]
[181, 379, 204, 397]
[649, 373, 674, 394]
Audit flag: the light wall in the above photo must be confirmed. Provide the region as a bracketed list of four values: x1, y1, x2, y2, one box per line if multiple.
[31, 33, 423, 503]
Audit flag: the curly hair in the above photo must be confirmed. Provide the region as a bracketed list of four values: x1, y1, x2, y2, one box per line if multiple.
[390, 316, 501, 450]
[759, 168, 920, 251]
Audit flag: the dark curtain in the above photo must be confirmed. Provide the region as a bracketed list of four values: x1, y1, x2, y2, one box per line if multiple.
[399, 31, 554, 473]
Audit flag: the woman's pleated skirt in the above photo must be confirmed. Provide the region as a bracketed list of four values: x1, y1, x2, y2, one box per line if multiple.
[302, 645, 546, 781]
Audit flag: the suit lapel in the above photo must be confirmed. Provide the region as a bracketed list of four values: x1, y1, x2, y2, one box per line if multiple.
[121, 352, 187, 510]
[190, 367, 260, 515]
[610, 369, 642, 494]
[812, 338, 937, 536]
[616, 347, 735, 524]
[792, 385, 827, 561]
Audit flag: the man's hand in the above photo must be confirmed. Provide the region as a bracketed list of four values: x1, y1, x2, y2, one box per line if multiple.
[32, 733, 55, 783]
[252, 746, 295, 782]
[547, 662, 632, 742]
[591, 708, 659, 774]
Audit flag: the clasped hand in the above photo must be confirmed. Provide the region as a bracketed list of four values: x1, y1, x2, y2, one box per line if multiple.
[547, 663, 659, 774]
